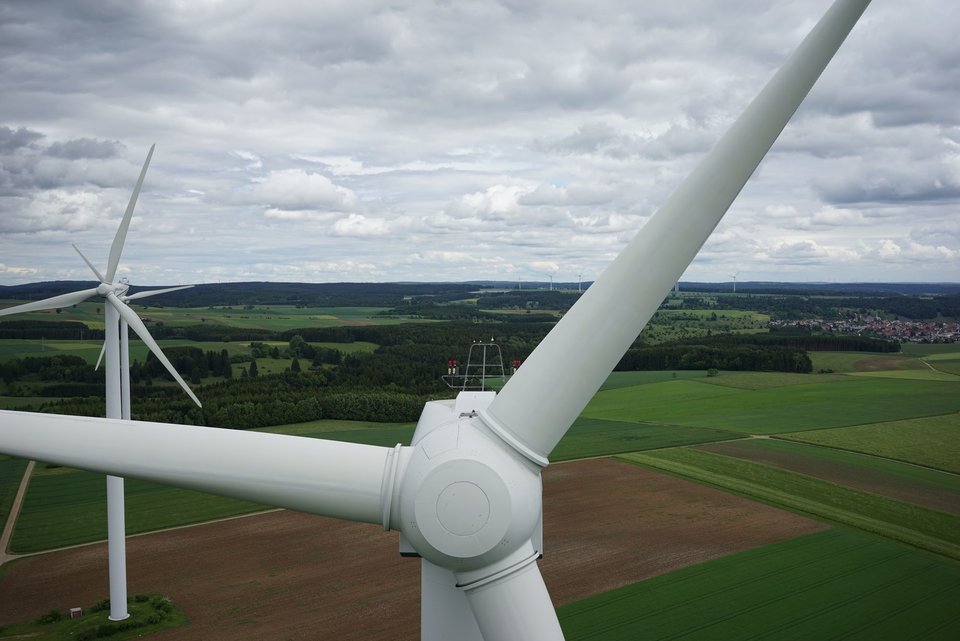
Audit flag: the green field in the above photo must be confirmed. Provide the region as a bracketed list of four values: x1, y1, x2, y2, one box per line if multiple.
[780, 414, 960, 474]
[0, 301, 419, 332]
[699, 438, 960, 512]
[640, 309, 769, 344]
[0, 338, 378, 366]
[583, 377, 960, 434]
[901, 343, 960, 357]
[922, 352, 960, 377]
[599, 370, 708, 391]
[621, 448, 960, 559]
[551, 418, 737, 461]
[809, 351, 923, 373]
[850, 368, 960, 382]
[9, 466, 266, 554]
[558, 528, 960, 640]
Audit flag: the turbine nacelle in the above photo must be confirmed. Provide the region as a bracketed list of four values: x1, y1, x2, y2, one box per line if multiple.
[96, 282, 129, 297]
[392, 416, 542, 574]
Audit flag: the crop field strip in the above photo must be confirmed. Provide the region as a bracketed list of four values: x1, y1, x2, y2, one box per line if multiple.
[557, 529, 960, 641]
[583, 376, 960, 434]
[9, 467, 266, 554]
[621, 448, 960, 560]
[697, 438, 960, 513]
[0, 303, 422, 332]
[780, 413, 960, 474]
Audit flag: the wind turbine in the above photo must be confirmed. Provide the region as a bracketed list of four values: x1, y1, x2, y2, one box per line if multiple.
[731, 272, 739, 293]
[0, 145, 200, 621]
[0, 1, 871, 638]
[92, 282, 196, 419]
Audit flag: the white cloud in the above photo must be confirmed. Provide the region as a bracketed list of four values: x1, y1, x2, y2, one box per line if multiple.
[330, 213, 390, 237]
[252, 170, 360, 212]
[0, 0, 957, 284]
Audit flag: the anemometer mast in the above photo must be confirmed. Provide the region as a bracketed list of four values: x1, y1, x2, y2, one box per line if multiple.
[443, 340, 511, 392]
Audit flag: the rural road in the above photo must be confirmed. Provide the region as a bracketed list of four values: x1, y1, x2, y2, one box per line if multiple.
[0, 459, 34, 566]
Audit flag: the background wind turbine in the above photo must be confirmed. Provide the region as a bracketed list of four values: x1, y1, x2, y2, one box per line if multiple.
[91, 283, 195, 419]
[0, 145, 200, 621]
[0, 1, 871, 638]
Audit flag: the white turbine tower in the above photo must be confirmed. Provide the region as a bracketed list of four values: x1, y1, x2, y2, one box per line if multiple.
[0, 1, 871, 638]
[731, 272, 739, 293]
[0, 145, 200, 621]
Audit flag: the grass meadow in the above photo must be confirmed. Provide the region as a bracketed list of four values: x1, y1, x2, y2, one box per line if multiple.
[704, 437, 960, 499]
[582, 374, 960, 434]
[0, 338, 378, 368]
[558, 528, 960, 640]
[780, 414, 960, 474]
[0, 301, 417, 331]
[9, 466, 266, 554]
[621, 448, 960, 559]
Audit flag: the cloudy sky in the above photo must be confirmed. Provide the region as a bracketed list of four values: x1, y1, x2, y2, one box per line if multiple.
[0, 0, 957, 287]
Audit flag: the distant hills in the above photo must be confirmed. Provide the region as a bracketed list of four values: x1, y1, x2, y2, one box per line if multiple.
[1, 280, 958, 308]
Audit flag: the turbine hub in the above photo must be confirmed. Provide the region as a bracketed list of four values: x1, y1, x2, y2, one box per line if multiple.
[436, 481, 489, 536]
[395, 417, 541, 573]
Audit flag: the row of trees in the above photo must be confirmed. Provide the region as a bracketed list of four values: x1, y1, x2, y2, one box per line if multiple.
[40, 371, 432, 428]
[679, 293, 960, 321]
[616, 344, 812, 373]
[0, 320, 103, 340]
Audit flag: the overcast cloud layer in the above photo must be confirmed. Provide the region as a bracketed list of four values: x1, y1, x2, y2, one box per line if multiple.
[0, 0, 957, 286]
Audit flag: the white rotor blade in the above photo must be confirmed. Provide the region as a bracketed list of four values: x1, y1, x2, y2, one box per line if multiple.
[106, 292, 202, 407]
[0, 288, 100, 317]
[105, 144, 154, 284]
[72, 244, 106, 283]
[482, 0, 871, 463]
[125, 284, 193, 301]
[0, 410, 390, 524]
[461, 559, 563, 641]
[95, 340, 106, 371]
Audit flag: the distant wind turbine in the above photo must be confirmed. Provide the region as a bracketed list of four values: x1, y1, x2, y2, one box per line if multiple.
[0, 145, 200, 621]
[92, 282, 195, 418]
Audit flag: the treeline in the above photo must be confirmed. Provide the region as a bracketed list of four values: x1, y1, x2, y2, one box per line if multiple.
[0, 354, 104, 386]
[39, 371, 435, 428]
[689, 331, 899, 353]
[474, 290, 582, 311]
[616, 344, 812, 373]
[382, 302, 558, 323]
[0, 281, 479, 307]
[0, 320, 103, 340]
[680, 294, 960, 321]
[136, 347, 234, 383]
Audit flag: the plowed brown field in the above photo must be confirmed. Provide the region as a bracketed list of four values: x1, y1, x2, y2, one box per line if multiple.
[0, 458, 826, 639]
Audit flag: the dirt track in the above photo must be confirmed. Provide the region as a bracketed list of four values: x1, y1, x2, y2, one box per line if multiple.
[0, 458, 826, 639]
